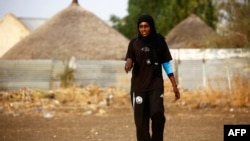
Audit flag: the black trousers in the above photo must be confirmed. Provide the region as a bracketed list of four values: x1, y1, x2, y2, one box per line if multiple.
[130, 88, 166, 141]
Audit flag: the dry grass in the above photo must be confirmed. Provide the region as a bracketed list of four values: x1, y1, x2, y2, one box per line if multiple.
[1, 4, 129, 60]
[166, 14, 215, 48]
[0, 84, 130, 116]
[172, 73, 250, 109]
[0, 73, 249, 117]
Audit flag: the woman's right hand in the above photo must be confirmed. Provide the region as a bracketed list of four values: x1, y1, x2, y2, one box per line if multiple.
[125, 58, 132, 73]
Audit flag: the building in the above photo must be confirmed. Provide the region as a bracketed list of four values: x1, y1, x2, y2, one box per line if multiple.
[0, 13, 30, 57]
[1, 0, 129, 60]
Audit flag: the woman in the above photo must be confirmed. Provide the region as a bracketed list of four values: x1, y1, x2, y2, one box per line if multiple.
[125, 14, 180, 141]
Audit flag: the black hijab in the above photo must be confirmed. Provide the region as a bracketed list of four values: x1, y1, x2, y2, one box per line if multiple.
[137, 14, 160, 65]
[137, 14, 157, 43]
[137, 14, 156, 38]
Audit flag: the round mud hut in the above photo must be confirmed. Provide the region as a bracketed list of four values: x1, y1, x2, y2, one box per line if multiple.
[1, 0, 129, 60]
[166, 14, 215, 48]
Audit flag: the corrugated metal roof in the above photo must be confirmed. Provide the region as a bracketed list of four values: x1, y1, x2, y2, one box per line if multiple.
[0, 60, 129, 91]
[0, 60, 52, 90]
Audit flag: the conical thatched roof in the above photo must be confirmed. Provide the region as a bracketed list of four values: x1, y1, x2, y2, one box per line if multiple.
[1, 1, 129, 60]
[0, 13, 30, 57]
[166, 14, 215, 48]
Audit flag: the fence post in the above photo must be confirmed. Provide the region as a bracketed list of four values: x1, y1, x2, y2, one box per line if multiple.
[174, 48, 180, 86]
[49, 59, 54, 90]
[202, 58, 206, 87]
[226, 56, 232, 94]
[202, 49, 207, 88]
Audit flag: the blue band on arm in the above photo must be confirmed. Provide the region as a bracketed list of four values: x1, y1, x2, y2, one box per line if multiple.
[163, 62, 174, 76]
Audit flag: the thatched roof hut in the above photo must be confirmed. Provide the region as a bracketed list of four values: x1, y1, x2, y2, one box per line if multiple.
[0, 13, 30, 57]
[166, 14, 215, 48]
[1, 0, 129, 60]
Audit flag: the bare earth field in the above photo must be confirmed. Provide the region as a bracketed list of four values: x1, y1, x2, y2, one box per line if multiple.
[1, 93, 250, 141]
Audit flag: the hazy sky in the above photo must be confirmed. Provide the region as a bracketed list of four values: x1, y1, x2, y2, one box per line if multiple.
[0, 0, 128, 22]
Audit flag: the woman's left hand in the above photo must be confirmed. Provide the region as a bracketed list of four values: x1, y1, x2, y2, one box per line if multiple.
[173, 86, 180, 101]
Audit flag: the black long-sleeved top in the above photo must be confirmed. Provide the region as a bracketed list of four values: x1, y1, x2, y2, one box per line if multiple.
[125, 34, 172, 92]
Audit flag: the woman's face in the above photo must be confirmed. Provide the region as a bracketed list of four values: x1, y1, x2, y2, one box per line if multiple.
[139, 22, 151, 37]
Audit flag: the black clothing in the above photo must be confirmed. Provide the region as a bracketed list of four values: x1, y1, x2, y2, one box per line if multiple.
[125, 34, 172, 92]
[131, 88, 165, 141]
[137, 14, 157, 39]
[126, 14, 173, 141]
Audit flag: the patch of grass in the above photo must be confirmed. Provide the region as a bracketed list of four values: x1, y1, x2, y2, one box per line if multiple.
[57, 59, 75, 88]
[0, 84, 130, 116]
[173, 73, 250, 109]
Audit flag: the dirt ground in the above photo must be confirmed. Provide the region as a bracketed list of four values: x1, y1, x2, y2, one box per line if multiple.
[1, 94, 250, 141]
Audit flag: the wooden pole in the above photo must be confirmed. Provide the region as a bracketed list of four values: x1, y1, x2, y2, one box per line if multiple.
[72, 0, 79, 5]
[226, 56, 232, 94]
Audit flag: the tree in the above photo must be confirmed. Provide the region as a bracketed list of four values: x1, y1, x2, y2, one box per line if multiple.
[110, 0, 218, 40]
[218, 0, 250, 47]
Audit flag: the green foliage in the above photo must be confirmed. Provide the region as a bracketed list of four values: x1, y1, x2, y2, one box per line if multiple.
[111, 0, 218, 40]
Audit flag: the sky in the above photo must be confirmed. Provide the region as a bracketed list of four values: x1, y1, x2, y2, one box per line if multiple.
[0, 0, 128, 22]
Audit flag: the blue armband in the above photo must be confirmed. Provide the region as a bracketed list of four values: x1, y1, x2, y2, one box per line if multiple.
[163, 61, 174, 77]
